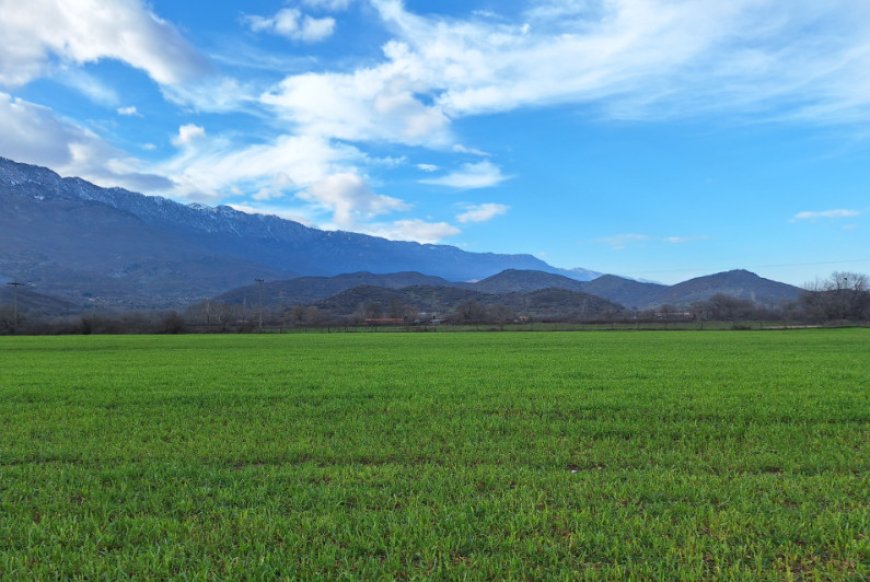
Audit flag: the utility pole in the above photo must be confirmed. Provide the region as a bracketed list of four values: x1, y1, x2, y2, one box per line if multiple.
[7, 282, 25, 326]
[843, 275, 850, 320]
[255, 278, 265, 331]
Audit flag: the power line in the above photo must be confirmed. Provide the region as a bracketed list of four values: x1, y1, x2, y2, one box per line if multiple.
[255, 278, 265, 331]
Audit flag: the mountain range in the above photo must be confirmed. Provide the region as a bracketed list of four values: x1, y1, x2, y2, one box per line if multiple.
[217, 268, 802, 314]
[0, 157, 804, 315]
[311, 285, 623, 321]
[0, 157, 599, 308]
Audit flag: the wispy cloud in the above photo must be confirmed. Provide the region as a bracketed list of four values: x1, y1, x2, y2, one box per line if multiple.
[664, 235, 711, 244]
[56, 69, 119, 106]
[598, 233, 650, 251]
[421, 161, 508, 189]
[302, 0, 353, 11]
[252, 172, 295, 201]
[599, 233, 709, 250]
[156, 133, 363, 201]
[457, 203, 509, 224]
[244, 8, 336, 43]
[0, 92, 171, 192]
[791, 209, 861, 222]
[452, 144, 490, 157]
[368, 0, 870, 124]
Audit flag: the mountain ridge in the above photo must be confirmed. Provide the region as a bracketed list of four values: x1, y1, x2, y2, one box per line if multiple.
[0, 157, 599, 308]
[312, 284, 624, 321]
[216, 268, 803, 314]
[0, 158, 805, 312]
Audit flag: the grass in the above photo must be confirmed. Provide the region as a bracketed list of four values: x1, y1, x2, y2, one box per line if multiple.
[0, 330, 867, 579]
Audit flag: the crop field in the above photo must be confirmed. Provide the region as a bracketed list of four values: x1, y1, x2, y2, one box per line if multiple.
[0, 330, 867, 579]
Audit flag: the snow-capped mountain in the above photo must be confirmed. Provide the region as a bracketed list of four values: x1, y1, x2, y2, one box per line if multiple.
[0, 157, 599, 308]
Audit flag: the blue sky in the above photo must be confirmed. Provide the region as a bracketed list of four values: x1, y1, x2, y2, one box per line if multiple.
[1, 0, 868, 284]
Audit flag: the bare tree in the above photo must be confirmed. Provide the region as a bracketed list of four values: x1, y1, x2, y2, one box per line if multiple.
[487, 304, 515, 329]
[287, 304, 307, 326]
[454, 300, 488, 324]
[801, 271, 870, 321]
[303, 306, 324, 326]
[362, 302, 383, 320]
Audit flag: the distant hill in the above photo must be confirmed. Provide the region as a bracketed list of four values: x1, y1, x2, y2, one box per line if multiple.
[496, 288, 624, 320]
[471, 269, 587, 294]
[311, 284, 623, 321]
[315, 285, 484, 316]
[578, 270, 801, 309]
[652, 270, 801, 307]
[0, 286, 79, 316]
[0, 157, 598, 308]
[566, 267, 602, 280]
[467, 269, 800, 309]
[580, 275, 669, 309]
[216, 272, 464, 307]
[216, 268, 805, 313]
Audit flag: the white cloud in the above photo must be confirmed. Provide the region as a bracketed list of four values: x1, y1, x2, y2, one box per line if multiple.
[117, 106, 141, 117]
[421, 161, 508, 189]
[142, 143, 156, 151]
[297, 172, 408, 228]
[252, 172, 295, 201]
[0, 92, 172, 192]
[457, 203, 509, 223]
[157, 133, 362, 201]
[791, 209, 861, 222]
[171, 124, 206, 148]
[155, 134, 429, 237]
[416, 163, 439, 172]
[0, 0, 207, 88]
[245, 8, 336, 43]
[363, 219, 460, 244]
[302, 0, 353, 11]
[261, 41, 452, 146]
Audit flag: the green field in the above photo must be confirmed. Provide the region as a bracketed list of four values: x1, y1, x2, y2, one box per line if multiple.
[1, 330, 867, 579]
